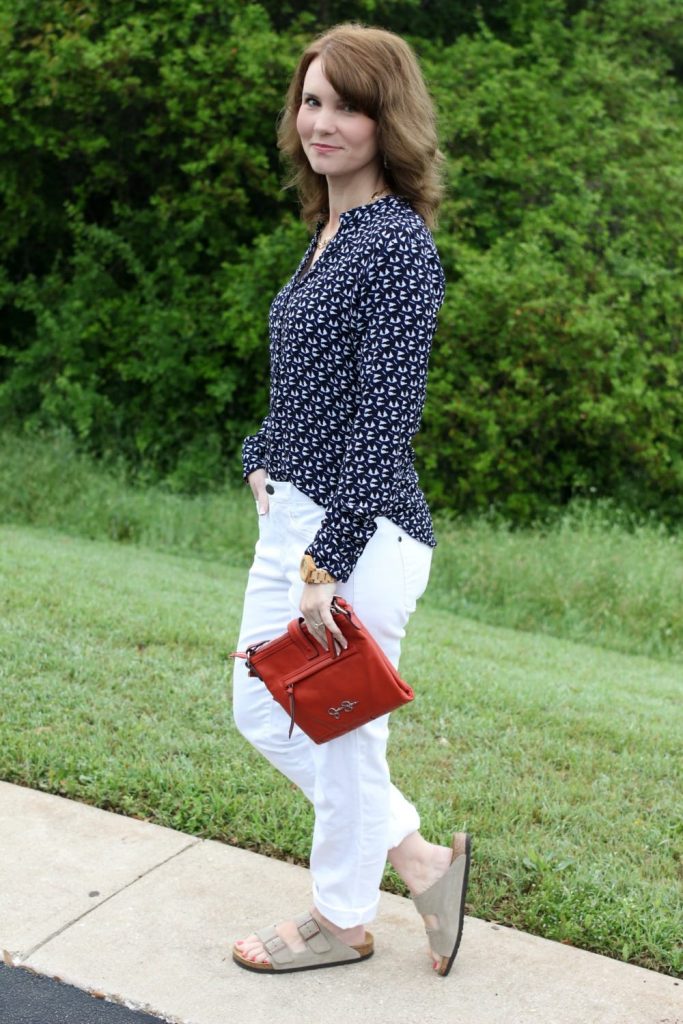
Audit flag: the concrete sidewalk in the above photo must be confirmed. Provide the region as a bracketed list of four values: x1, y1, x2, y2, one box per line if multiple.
[0, 781, 680, 1024]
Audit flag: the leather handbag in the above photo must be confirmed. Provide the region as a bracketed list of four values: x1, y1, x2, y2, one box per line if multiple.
[232, 597, 414, 744]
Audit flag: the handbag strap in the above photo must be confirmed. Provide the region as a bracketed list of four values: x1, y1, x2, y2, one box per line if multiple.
[331, 596, 361, 631]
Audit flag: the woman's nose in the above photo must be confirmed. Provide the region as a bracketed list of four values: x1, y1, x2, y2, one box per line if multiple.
[312, 106, 335, 133]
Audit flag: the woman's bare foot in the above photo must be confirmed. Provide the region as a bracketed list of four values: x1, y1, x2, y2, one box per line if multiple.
[389, 831, 466, 970]
[233, 909, 365, 965]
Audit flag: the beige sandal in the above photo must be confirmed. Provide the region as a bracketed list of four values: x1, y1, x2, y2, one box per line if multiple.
[232, 912, 374, 974]
[413, 832, 471, 977]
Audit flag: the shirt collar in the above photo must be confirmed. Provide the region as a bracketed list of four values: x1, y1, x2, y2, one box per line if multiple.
[315, 194, 402, 235]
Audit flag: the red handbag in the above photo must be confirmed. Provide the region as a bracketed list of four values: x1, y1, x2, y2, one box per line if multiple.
[232, 597, 414, 744]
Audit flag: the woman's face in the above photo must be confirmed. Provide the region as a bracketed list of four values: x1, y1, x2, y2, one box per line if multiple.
[296, 57, 380, 184]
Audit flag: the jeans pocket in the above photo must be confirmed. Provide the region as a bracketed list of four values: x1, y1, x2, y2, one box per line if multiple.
[254, 503, 273, 552]
[397, 532, 433, 614]
[287, 503, 324, 545]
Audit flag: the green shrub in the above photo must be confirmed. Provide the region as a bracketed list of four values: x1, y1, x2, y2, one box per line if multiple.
[0, 1, 298, 485]
[1, 1, 682, 519]
[422, 18, 683, 520]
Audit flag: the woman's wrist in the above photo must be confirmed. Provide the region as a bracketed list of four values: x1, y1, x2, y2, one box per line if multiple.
[300, 553, 336, 584]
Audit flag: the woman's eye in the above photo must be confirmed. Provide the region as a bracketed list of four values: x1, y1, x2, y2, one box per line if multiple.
[303, 97, 319, 108]
[341, 102, 357, 113]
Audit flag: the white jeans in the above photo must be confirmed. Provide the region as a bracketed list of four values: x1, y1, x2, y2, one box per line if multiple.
[232, 479, 433, 927]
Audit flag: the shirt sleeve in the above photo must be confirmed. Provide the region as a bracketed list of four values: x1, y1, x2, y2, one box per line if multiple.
[241, 414, 270, 479]
[306, 226, 445, 581]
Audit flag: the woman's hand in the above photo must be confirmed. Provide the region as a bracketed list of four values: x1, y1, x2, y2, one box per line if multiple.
[300, 581, 348, 653]
[247, 468, 269, 515]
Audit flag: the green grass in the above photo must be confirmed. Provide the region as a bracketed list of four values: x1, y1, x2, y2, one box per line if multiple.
[428, 508, 683, 663]
[0, 431, 255, 566]
[2, 431, 683, 663]
[1, 523, 681, 976]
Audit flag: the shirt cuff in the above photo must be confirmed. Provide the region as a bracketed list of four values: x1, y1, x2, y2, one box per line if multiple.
[242, 458, 265, 480]
[306, 509, 378, 583]
[242, 438, 266, 480]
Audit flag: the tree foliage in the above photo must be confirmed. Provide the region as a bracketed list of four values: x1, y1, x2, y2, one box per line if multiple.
[422, 9, 683, 518]
[1, 0, 682, 517]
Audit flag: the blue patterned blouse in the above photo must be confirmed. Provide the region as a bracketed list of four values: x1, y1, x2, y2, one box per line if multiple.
[242, 194, 445, 582]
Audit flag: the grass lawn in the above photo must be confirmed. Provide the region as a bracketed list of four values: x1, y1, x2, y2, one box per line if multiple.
[1, 523, 681, 976]
[3, 431, 683, 664]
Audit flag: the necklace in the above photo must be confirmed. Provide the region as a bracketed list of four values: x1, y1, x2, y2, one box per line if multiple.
[315, 233, 334, 252]
[315, 188, 392, 252]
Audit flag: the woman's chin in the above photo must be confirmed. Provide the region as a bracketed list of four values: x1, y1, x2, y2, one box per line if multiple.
[308, 155, 339, 174]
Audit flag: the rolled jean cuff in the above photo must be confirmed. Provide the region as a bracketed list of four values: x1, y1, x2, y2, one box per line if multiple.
[312, 883, 381, 929]
[386, 814, 421, 852]
[386, 785, 421, 850]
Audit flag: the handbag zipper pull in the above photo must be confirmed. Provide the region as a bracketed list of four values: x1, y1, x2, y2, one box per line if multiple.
[287, 683, 296, 739]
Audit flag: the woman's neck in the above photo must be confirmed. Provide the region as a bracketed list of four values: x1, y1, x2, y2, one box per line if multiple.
[325, 171, 390, 231]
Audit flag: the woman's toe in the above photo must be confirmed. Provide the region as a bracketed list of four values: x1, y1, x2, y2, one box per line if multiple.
[235, 934, 269, 963]
[234, 917, 308, 967]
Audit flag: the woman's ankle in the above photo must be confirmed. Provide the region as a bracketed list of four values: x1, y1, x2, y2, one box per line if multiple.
[389, 832, 452, 896]
[311, 908, 365, 946]
[389, 832, 434, 891]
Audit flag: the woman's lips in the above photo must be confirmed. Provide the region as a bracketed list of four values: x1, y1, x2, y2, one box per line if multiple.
[312, 143, 341, 152]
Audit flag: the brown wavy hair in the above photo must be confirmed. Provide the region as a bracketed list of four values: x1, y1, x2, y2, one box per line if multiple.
[277, 24, 444, 229]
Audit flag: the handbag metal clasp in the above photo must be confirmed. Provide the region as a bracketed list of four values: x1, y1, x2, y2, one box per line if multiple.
[328, 700, 359, 720]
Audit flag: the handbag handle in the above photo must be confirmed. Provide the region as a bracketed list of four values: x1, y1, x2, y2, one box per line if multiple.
[288, 618, 325, 659]
[289, 617, 340, 660]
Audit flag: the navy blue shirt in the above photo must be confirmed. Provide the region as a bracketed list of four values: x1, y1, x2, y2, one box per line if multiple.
[242, 194, 445, 582]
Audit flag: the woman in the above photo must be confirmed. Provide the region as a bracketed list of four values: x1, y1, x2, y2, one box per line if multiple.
[232, 23, 471, 977]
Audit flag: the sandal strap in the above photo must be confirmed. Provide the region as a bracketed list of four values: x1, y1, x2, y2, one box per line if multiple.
[413, 852, 468, 956]
[255, 913, 362, 969]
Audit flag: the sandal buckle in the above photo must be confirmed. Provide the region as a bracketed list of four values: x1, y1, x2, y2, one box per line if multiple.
[298, 917, 321, 941]
[264, 935, 287, 955]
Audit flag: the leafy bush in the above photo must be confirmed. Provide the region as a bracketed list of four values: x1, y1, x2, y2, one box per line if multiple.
[0, 0, 299, 486]
[1, 0, 682, 518]
[422, 13, 683, 519]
